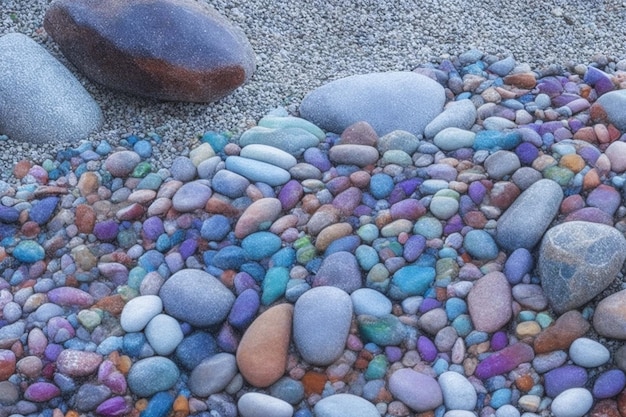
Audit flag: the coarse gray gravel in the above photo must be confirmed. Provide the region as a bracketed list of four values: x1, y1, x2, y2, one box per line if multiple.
[1, 0, 626, 178]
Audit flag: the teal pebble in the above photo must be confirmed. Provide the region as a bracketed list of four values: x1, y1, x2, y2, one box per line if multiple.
[355, 245, 379, 271]
[128, 267, 147, 290]
[364, 355, 389, 380]
[140, 391, 175, 417]
[463, 229, 499, 260]
[432, 358, 449, 375]
[156, 234, 172, 252]
[413, 216, 443, 239]
[438, 247, 457, 258]
[536, 312, 554, 328]
[370, 173, 394, 199]
[242, 232, 282, 261]
[390, 265, 435, 298]
[452, 314, 473, 337]
[270, 247, 296, 268]
[445, 298, 467, 320]
[261, 267, 290, 305]
[465, 330, 489, 346]
[202, 131, 229, 152]
[490, 388, 512, 408]
[137, 173, 163, 190]
[357, 224, 380, 243]
[13, 240, 45, 263]
[357, 314, 406, 346]
[518, 311, 536, 322]
[473, 130, 522, 151]
[133, 140, 152, 158]
[528, 384, 544, 396]
[117, 229, 138, 249]
[269, 377, 305, 405]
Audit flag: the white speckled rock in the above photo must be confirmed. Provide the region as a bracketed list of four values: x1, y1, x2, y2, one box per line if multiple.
[388, 368, 443, 412]
[568, 337, 610, 367]
[299, 71, 445, 136]
[550, 388, 592, 417]
[120, 295, 163, 332]
[144, 314, 183, 356]
[443, 411, 477, 417]
[293, 286, 352, 366]
[188, 353, 237, 397]
[237, 392, 293, 417]
[424, 99, 477, 138]
[438, 371, 477, 411]
[350, 288, 392, 317]
[239, 144, 298, 170]
[0, 33, 102, 143]
[313, 393, 379, 417]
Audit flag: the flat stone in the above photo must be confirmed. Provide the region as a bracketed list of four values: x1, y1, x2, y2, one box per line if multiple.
[188, 353, 237, 397]
[328, 144, 380, 167]
[239, 144, 297, 170]
[495, 179, 563, 252]
[225, 156, 291, 186]
[313, 393, 380, 417]
[293, 286, 353, 366]
[467, 272, 512, 333]
[388, 368, 443, 412]
[127, 357, 179, 397]
[144, 314, 184, 356]
[44, 0, 255, 102]
[0, 33, 102, 143]
[534, 310, 590, 354]
[236, 304, 293, 388]
[239, 126, 321, 157]
[425, 99, 477, 138]
[159, 269, 235, 327]
[433, 128, 476, 151]
[238, 393, 293, 417]
[171, 180, 212, 212]
[539, 221, 626, 314]
[299, 71, 445, 136]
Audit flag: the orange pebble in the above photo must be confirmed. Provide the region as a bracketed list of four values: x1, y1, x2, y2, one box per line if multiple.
[583, 168, 601, 190]
[64, 411, 80, 417]
[220, 270, 236, 288]
[301, 371, 327, 395]
[135, 399, 148, 412]
[594, 123, 610, 144]
[117, 355, 133, 375]
[515, 374, 535, 392]
[173, 395, 190, 417]
[558, 154, 585, 173]
[13, 160, 32, 179]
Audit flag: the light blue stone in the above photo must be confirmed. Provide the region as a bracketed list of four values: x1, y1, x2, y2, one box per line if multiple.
[452, 314, 473, 337]
[473, 130, 522, 151]
[413, 216, 443, 239]
[269, 377, 305, 405]
[13, 240, 45, 263]
[271, 247, 296, 268]
[240, 144, 298, 170]
[200, 215, 231, 241]
[96, 140, 112, 155]
[370, 173, 394, 199]
[433, 358, 450, 375]
[127, 357, 179, 397]
[465, 330, 489, 346]
[261, 267, 290, 305]
[96, 336, 123, 355]
[258, 115, 326, 140]
[225, 156, 290, 186]
[201, 131, 229, 152]
[357, 224, 380, 243]
[445, 298, 467, 320]
[351, 288, 392, 317]
[463, 230, 499, 260]
[155, 234, 171, 252]
[212, 246, 247, 270]
[420, 179, 450, 195]
[242, 232, 282, 261]
[123, 333, 147, 357]
[355, 245, 379, 271]
[490, 388, 512, 408]
[390, 265, 436, 299]
[136, 173, 162, 190]
[133, 140, 152, 158]
[141, 391, 175, 417]
[239, 126, 321, 157]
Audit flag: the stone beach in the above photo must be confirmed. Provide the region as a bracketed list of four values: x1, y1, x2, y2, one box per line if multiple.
[3, 1, 626, 417]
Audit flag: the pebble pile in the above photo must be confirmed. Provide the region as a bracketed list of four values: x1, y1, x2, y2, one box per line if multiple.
[3, 50, 626, 417]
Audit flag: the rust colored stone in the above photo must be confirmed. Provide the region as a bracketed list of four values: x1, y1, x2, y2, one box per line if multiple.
[339, 121, 379, 146]
[591, 399, 620, 417]
[301, 371, 327, 396]
[533, 310, 590, 354]
[75, 204, 96, 234]
[503, 72, 537, 89]
[93, 294, 126, 316]
[13, 160, 32, 179]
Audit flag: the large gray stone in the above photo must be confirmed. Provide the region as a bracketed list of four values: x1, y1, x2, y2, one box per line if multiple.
[592, 89, 626, 131]
[495, 179, 563, 252]
[0, 33, 102, 143]
[539, 221, 626, 314]
[299, 71, 445, 136]
[44, 0, 255, 102]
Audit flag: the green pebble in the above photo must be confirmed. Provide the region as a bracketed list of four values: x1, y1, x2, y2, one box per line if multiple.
[535, 312, 554, 329]
[77, 309, 102, 331]
[435, 258, 459, 281]
[128, 267, 147, 290]
[434, 189, 460, 200]
[364, 355, 389, 380]
[296, 245, 317, 264]
[261, 267, 290, 305]
[131, 161, 152, 178]
[358, 314, 406, 346]
[381, 150, 412, 167]
[293, 236, 312, 250]
[42, 159, 56, 172]
[542, 165, 574, 186]
[137, 173, 163, 190]
[357, 224, 380, 243]
[413, 216, 443, 239]
[117, 285, 139, 301]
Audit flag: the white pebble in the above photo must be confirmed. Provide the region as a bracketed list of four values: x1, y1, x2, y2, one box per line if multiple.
[496, 404, 521, 417]
[550, 388, 592, 417]
[120, 295, 163, 332]
[237, 392, 293, 417]
[144, 314, 183, 356]
[438, 371, 477, 411]
[569, 337, 610, 367]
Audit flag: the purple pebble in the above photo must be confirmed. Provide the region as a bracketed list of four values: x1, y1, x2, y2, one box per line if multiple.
[96, 396, 132, 417]
[490, 331, 509, 351]
[544, 365, 588, 398]
[403, 235, 426, 263]
[278, 180, 304, 211]
[474, 343, 535, 379]
[178, 238, 198, 259]
[504, 248, 534, 285]
[593, 369, 626, 399]
[304, 147, 331, 171]
[143, 216, 164, 240]
[93, 220, 119, 242]
[385, 346, 403, 362]
[417, 335, 438, 362]
[515, 142, 539, 165]
[468, 181, 487, 204]
[419, 298, 442, 313]
[228, 288, 260, 329]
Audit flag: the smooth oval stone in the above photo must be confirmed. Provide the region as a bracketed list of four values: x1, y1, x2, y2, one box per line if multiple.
[350, 288, 392, 317]
[357, 314, 406, 346]
[0, 33, 102, 143]
[484, 150, 521, 180]
[329, 144, 380, 167]
[467, 271, 512, 333]
[463, 229, 499, 260]
[128, 357, 179, 397]
[105, 151, 141, 177]
[188, 353, 237, 397]
[543, 365, 588, 397]
[313, 393, 380, 417]
[425, 99, 477, 138]
[172, 180, 212, 212]
[594, 89, 626, 131]
[293, 286, 353, 366]
[120, 295, 163, 332]
[503, 248, 533, 284]
[47, 287, 94, 308]
[539, 221, 626, 314]
[56, 350, 103, 377]
[592, 369, 626, 399]
[24, 382, 60, 402]
[211, 169, 250, 198]
[240, 143, 297, 169]
[313, 251, 361, 293]
[258, 114, 326, 140]
[175, 331, 219, 370]
[238, 392, 293, 417]
[239, 126, 320, 157]
[496, 178, 563, 251]
[145, 314, 183, 356]
[390, 265, 435, 300]
[433, 127, 476, 151]
[29, 196, 59, 225]
[236, 304, 293, 388]
[550, 388, 592, 417]
[300, 71, 445, 136]
[241, 231, 282, 261]
[568, 337, 610, 367]
[159, 269, 235, 327]
[228, 288, 260, 329]
[225, 156, 291, 186]
[13, 240, 45, 263]
[594, 289, 626, 339]
[388, 368, 443, 412]
[438, 371, 477, 411]
[235, 197, 282, 239]
[44, 0, 255, 102]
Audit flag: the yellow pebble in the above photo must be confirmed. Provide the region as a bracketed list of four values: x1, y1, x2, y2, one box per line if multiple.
[135, 399, 148, 412]
[559, 154, 586, 173]
[516, 321, 541, 338]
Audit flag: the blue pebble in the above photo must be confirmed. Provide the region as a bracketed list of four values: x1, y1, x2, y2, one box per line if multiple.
[212, 245, 247, 270]
[96, 336, 123, 355]
[200, 215, 231, 241]
[390, 265, 435, 299]
[228, 288, 260, 329]
[370, 173, 395, 199]
[241, 262, 266, 282]
[452, 314, 473, 337]
[324, 235, 361, 256]
[123, 333, 147, 357]
[242, 232, 282, 261]
[202, 131, 229, 152]
[128, 267, 147, 290]
[175, 332, 218, 370]
[96, 140, 112, 155]
[29, 196, 59, 225]
[432, 358, 449, 375]
[490, 388, 512, 408]
[271, 247, 296, 268]
[463, 229, 499, 260]
[133, 140, 153, 158]
[13, 240, 45, 263]
[355, 245, 379, 271]
[473, 130, 522, 151]
[445, 298, 467, 320]
[465, 330, 489, 346]
[504, 248, 533, 285]
[138, 250, 165, 272]
[294, 410, 313, 417]
[141, 391, 174, 417]
[485, 375, 507, 392]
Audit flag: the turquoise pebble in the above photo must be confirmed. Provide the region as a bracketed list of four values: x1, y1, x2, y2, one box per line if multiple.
[13, 240, 45, 263]
[257, 115, 325, 140]
[156, 234, 172, 252]
[438, 247, 457, 258]
[381, 149, 412, 166]
[473, 130, 522, 151]
[355, 245, 379, 271]
[133, 140, 152, 158]
[433, 358, 449, 375]
[490, 388, 512, 408]
[390, 265, 435, 299]
[357, 224, 380, 243]
[445, 298, 467, 320]
[242, 232, 282, 261]
[128, 267, 147, 290]
[137, 173, 163, 190]
[270, 247, 296, 268]
[518, 311, 536, 322]
[269, 377, 305, 405]
[96, 336, 123, 355]
[528, 384, 544, 396]
[413, 216, 443, 239]
[463, 229, 499, 260]
[364, 355, 389, 380]
[96, 140, 112, 155]
[452, 314, 473, 337]
[261, 267, 290, 305]
[370, 173, 394, 199]
[131, 161, 152, 178]
[357, 314, 406, 346]
[117, 229, 138, 249]
[202, 131, 229, 152]
[536, 312, 554, 328]
[141, 391, 175, 417]
[465, 330, 489, 346]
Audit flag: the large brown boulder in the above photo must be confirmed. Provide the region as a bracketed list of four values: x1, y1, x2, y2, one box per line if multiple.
[44, 0, 255, 102]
